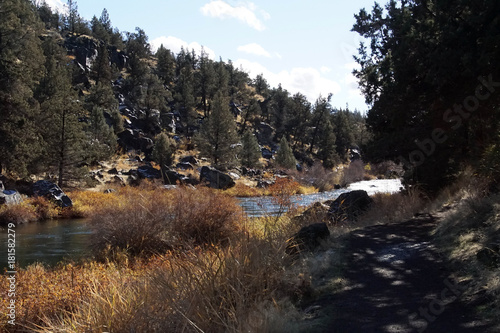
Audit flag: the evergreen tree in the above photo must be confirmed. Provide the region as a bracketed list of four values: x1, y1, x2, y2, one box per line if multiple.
[83, 106, 116, 162]
[253, 73, 269, 98]
[156, 45, 176, 87]
[276, 136, 296, 170]
[286, 93, 311, 149]
[332, 109, 355, 160]
[91, 42, 112, 84]
[174, 66, 196, 132]
[308, 94, 332, 154]
[196, 48, 216, 117]
[269, 85, 290, 140]
[240, 99, 262, 134]
[37, 37, 85, 186]
[318, 119, 339, 169]
[196, 91, 239, 166]
[0, 0, 45, 176]
[240, 130, 261, 168]
[152, 133, 175, 168]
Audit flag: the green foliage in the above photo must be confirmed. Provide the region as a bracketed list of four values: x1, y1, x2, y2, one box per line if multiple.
[83, 107, 116, 163]
[276, 136, 296, 170]
[318, 120, 339, 169]
[152, 133, 175, 168]
[155, 45, 176, 87]
[196, 91, 239, 167]
[0, 0, 45, 176]
[352, 0, 500, 191]
[240, 130, 261, 168]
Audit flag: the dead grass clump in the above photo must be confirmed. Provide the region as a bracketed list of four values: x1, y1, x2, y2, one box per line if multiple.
[357, 186, 428, 225]
[223, 182, 264, 197]
[0, 202, 38, 225]
[433, 192, 500, 325]
[90, 187, 245, 257]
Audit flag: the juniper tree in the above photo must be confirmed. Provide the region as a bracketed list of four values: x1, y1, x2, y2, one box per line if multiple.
[276, 136, 296, 170]
[196, 91, 239, 167]
[241, 130, 261, 168]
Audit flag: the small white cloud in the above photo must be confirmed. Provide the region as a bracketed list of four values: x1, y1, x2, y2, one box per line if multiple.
[39, 0, 67, 14]
[237, 43, 271, 58]
[274, 52, 283, 59]
[234, 59, 341, 102]
[200, 1, 267, 31]
[321, 66, 332, 74]
[150, 36, 216, 60]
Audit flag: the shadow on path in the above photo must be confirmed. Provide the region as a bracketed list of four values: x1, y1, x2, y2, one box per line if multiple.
[304, 214, 493, 333]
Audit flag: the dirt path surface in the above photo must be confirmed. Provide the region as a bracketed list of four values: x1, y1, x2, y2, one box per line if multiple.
[303, 214, 494, 333]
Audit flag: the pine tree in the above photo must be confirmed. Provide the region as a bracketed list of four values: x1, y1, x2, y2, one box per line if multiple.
[241, 130, 261, 168]
[156, 45, 176, 87]
[276, 136, 296, 170]
[83, 106, 116, 162]
[196, 48, 216, 117]
[152, 133, 175, 168]
[318, 119, 339, 169]
[196, 91, 239, 167]
[37, 37, 85, 186]
[0, 0, 45, 176]
[309, 95, 332, 154]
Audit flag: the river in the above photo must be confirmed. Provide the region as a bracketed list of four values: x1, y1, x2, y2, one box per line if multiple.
[0, 179, 402, 269]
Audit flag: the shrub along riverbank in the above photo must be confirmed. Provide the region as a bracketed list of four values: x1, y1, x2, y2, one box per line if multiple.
[2, 169, 497, 332]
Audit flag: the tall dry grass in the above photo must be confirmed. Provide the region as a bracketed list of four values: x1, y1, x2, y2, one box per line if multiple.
[89, 187, 245, 257]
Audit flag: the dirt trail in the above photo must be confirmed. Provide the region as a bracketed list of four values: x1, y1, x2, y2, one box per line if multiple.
[303, 213, 494, 333]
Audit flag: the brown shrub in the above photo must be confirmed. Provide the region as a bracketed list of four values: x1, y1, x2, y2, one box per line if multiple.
[0, 202, 38, 225]
[90, 187, 244, 257]
[341, 160, 365, 186]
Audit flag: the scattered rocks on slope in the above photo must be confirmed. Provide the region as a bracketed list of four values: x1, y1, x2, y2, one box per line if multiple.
[33, 180, 72, 208]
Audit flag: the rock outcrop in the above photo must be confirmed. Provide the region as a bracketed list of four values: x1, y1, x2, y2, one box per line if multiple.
[33, 180, 72, 208]
[0, 190, 23, 206]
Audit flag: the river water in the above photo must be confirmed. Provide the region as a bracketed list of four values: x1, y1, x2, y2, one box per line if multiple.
[0, 179, 402, 268]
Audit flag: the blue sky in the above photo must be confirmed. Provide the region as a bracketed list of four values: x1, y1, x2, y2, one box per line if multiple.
[44, 0, 376, 112]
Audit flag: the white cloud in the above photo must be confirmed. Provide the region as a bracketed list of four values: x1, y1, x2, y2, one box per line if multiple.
[38, 0, 67, 14]
[321, 66, 332, 74]
[200, 1, 268, 31]
[234, 59, 341, 102]
[237, 43, 271, 58]
[150, 36, 216, 60]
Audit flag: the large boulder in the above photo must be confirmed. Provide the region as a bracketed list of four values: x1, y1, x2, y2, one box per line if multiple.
[0, 190, 23, 206]
[286, 223, 330, 255]
[200, 166, 235, 189]
[292, 201, 332, 226]
[33, 180, 72, 208]
[117, 129, 154, 153]
[137, 165, 162, 179]
[328, 190, 373, 223]
[162, 167, 189, 185]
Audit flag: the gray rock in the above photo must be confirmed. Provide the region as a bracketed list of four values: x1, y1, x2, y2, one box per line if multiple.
[328, 190, 373, 223]
[33, 180, 72, 208]
[137, 165, 162, 179]
[176, 162, 194, 170]
[200, 166, 235, 189]
[286, 223, 330, 255]
[0, 190, 23, 206]
[180, 156, 198, 165]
